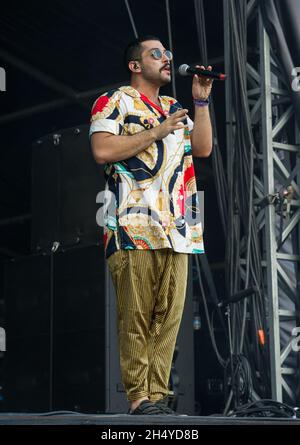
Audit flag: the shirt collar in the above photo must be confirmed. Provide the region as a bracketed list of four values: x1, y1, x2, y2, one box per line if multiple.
[119, 86, 174, 117]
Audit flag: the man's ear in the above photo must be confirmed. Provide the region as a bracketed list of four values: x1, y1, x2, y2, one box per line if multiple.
[129, 61, 141, 73]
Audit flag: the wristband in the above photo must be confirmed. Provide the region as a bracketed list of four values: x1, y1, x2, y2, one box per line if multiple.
[193, 97, 210, 107]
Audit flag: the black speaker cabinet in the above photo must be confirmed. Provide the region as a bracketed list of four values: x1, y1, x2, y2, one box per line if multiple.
[3, 245, 107, 413]
[3, 245, 195, 414]
[3, 253, 51, 412]
[31, 125, 104, 253]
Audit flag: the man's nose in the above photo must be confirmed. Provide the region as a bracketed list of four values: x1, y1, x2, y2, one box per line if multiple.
[162, 52, 170, 63]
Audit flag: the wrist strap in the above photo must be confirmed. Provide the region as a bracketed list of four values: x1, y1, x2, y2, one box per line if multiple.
[193, 98, 210, 107]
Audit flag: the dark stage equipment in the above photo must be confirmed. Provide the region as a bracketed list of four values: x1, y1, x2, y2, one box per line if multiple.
[31, 125, 104, 253]
[3, 245, 105, 413]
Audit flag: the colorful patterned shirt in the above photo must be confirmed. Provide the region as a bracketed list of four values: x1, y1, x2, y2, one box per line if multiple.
[90, 86, 204, 258]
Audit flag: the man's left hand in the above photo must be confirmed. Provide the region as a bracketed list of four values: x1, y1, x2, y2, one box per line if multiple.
[192, 65, 213, 100]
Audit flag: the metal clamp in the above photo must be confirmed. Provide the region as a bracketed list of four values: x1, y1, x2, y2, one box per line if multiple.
[51, 241, 60, 252]
[53, 134, 61, 146]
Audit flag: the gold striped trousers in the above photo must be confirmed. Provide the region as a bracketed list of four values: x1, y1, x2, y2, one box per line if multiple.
[107, 248, 188, 402]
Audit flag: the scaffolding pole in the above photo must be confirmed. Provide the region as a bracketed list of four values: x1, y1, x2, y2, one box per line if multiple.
[224, 0, 300, 404]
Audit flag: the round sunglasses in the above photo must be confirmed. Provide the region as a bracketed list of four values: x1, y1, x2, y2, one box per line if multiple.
[150, 48, 173, 61]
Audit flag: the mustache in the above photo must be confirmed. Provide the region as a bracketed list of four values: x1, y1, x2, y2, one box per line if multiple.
[160, 63, 171, 72]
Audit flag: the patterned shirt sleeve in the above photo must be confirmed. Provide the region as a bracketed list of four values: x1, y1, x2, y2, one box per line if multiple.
[89, 90, 124, 137]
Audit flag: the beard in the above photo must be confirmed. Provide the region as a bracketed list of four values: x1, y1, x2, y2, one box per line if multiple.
[141, 66, 171, 86]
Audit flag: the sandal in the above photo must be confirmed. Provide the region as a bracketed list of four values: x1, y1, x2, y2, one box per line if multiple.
[155, 397, 178, 415]
[155, 396, 186, 416]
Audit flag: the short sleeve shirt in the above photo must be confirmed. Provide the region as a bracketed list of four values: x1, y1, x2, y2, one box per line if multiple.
[90, 86, 204, 258]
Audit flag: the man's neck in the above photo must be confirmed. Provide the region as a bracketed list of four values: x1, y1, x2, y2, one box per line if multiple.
[131, 80, 160, 106]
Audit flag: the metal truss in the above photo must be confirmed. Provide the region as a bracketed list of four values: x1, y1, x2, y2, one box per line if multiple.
[224, 0, 300, 404]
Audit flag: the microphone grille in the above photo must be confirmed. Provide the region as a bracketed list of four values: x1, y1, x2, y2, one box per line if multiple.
[178, 64, 189, 76]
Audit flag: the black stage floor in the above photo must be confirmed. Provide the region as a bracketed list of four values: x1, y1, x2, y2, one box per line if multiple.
[0, 413, 299, 425]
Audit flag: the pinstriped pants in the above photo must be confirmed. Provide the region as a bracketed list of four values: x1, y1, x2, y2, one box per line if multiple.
[107, 249, 188, 402]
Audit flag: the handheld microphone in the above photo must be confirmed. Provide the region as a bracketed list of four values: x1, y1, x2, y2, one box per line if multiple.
[178, 64, 226, 81]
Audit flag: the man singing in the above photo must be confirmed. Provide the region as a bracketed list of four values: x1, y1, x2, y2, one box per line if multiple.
[90, 35, 213, 415]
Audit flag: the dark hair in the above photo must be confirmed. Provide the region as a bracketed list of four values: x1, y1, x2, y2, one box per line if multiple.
[123, 35, 161, 73]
